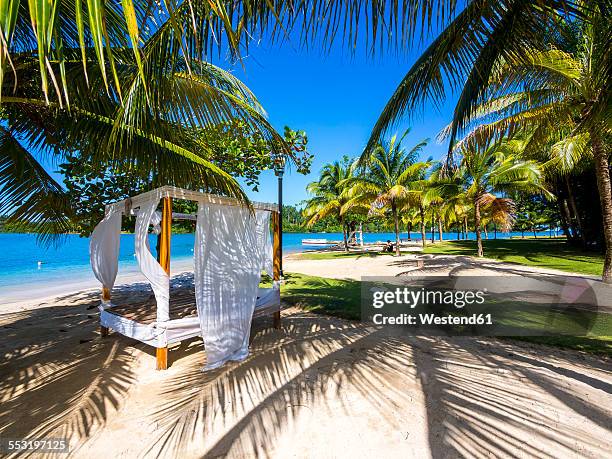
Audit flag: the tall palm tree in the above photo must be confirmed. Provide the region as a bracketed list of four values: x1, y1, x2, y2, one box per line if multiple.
[303, 159, 356, 252]
[461, 141, 550, 257]
[343, 131, 429, 255]
[447, 8, 611, 279]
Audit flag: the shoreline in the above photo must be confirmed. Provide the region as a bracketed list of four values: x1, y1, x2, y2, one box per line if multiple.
[1, 237, 600, 311]
[0, 259, 196, 312]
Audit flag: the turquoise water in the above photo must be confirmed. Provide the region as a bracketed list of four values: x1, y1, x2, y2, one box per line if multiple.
[0, 230, 559, 295]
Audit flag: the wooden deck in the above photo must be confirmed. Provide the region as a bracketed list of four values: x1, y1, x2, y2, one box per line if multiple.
[107, 289, 197, 324]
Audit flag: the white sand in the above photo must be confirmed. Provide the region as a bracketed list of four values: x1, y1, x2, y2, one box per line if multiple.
[0, 253, 610, 458]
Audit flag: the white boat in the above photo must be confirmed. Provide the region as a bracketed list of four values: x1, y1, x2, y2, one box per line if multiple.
[301, 238, 339, 245]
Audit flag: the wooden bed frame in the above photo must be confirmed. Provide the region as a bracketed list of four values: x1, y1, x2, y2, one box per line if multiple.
[100, 191, 282, 370]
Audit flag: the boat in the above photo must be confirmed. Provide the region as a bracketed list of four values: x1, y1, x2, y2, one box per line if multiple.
[301, 238, 340, 245]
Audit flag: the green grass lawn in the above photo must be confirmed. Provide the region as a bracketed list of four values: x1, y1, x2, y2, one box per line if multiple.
[423, 239, 604, 276]
[295, 239, 603, 277]
[275, 272, 611, 355]
[274, 272, 362, 320]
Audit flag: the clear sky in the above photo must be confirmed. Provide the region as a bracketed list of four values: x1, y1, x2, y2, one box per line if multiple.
[221, 31, 458, 207]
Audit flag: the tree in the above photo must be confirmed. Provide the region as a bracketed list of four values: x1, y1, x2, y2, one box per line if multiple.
[448, 9, 611, 280]
[512, 194, 560, 238]
[0, 51, 288, 242]
[197, 122, 312, 192]
[461, 140, 550, 257]
[344, 131, 429, 255]
[281, 205, 305, 232]
[60, 123, 311, 236]
[426, 165, 472, 242]
[303, 157, 356, 252]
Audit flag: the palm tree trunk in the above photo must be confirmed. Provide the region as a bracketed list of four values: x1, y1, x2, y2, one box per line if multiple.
[341, 217, 348, 252]
[565, 175, 586, 246]
[494, 223, 497, 239]
[474, 198, 483, 257]
[420, 205, 426, 248]
[484, 226, 488, 239]
[560, 200, 574, 240]
[393, 204, 400, 256]
[407, 222, 412, 241]
[591, 131, 612, 283]
[438, 217, 444, 241]
[463, 216, 468, 240]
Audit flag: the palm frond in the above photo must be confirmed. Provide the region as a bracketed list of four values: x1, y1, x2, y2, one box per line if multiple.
[0, 126, 74, 243]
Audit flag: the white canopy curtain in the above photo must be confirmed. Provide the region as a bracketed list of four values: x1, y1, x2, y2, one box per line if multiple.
[135, 200, 170, 323]
[90, 208, 122, 293]
[257, 210, 274, 278]
[194, 203, 273, 370]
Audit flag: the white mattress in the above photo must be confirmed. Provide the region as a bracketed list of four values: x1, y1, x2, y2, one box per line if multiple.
[99, 287, 280, 347]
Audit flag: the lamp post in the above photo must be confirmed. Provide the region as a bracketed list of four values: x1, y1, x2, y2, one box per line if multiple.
[274, 157, 285, 278]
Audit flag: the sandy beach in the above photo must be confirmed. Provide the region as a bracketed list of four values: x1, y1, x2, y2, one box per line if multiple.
[1, 253, 611, 458]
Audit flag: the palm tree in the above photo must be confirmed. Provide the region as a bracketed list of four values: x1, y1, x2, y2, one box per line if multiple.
[0, 1, 589, 241]
[447, 9, 611, 280]
[461, 141, 550, 257]
[410, 187, 430, 249]
[441, 189, 472, 241]
[343, 131, 429, 255]
[303, 159, 356, 252]
[360, 1, 584, 155]
[0, 48, 286, 240]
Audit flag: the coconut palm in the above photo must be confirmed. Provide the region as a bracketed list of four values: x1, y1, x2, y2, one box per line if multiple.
[343, 131, 429, 255]
[442, 189, 472, 241]
[446, 8, 612, 280]
[303, 159, 356, 252]
[0, 47, 286, 240]
[361, 1, 583, 157]
[401, 180, 430, 249]
[461, 140, 550, 257]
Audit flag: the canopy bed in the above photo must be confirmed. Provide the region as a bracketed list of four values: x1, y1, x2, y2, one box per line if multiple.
[89, 186, 281, 370]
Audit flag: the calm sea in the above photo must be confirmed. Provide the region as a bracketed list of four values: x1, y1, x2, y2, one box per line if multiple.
[0, 230, 558, 299]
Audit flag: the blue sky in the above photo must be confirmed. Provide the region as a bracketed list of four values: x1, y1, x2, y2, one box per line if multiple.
[221, 33, 458, 207]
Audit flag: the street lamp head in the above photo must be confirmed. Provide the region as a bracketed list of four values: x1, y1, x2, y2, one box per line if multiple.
[273, 153, 286, 177]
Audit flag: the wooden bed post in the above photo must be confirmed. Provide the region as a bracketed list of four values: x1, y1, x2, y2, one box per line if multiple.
[272, 210, 282, 329]
[100, 287, 110, 337]
[156, 197, 172, 370]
